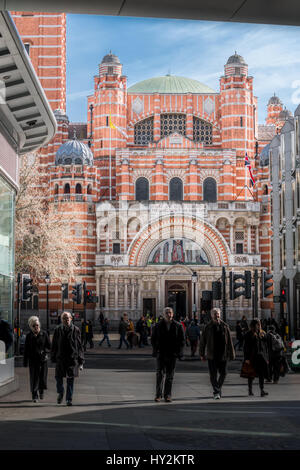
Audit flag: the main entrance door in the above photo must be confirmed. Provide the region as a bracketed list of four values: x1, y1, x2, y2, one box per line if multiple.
[165, 281, 191, 320]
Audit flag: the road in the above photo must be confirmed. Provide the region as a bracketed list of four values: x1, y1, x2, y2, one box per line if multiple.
[1, 346, 300, 451]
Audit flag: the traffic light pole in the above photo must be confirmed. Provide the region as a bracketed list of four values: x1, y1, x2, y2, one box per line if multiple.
[222, 266, 226, 323]
[254, 270, 258, 318]
[83, 281, 87, 323]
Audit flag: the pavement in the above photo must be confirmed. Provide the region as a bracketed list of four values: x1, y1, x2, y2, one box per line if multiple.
[1, 340, 300, 451]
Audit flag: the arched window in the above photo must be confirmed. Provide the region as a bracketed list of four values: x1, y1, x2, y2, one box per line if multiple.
[161, 114, 186, 138]
[169, 177, 183, 201]
[87, 184, 92, 195]
[75, 183, 82, 194]
[263, 185, 268, 195]
[203, 177, 217, 202]
[54, 184, 59, 195]
[134, 117, 154, 145]
[135, 177, 149, 201]
[64, 183, 70, 194]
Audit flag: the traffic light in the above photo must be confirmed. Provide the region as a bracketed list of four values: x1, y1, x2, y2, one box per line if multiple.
[212, 281, 222, 300]
[230, 271, 252, 300]
[262, 271, 273, 298]
[22, 274, 33, 301]
[72, 283, 82, 304]
[280, 288, 287, 303]
[85, 289, 93, 303]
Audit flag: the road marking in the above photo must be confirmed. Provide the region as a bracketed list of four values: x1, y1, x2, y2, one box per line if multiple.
[177, 408, 275, 415]
[29, 418, 292, 438]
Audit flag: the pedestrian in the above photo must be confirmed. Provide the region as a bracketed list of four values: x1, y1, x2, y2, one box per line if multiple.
[267, 325, 284, 383]
[86, 320, 94, 349]
[186, 321, 200, 357]
[241, 315, 249, 335]
[127, 318, 135, 349]
[151, 307, 185, 403]
[118, 315, 130, 349]
[0, 311, 13, 355]
[99, 312, 104, 330]
[99, 318, 111, 347]
[136, 315, 148, 347]
[51, 311, 84, 406]
[199, 307, 235, 400]
[243, 318, 269, 397]
[23, 316, 51, 402]
[234, 320, 244, 351]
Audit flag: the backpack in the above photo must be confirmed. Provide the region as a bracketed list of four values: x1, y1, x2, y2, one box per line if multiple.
[271, 333, 284, 352]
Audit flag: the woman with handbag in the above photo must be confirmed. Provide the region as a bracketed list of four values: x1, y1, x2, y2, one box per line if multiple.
[23, 316, 51, 402]
[243, 318, 270, 397]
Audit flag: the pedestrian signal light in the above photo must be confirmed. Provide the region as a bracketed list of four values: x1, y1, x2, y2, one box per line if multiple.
[22, 274, 33, 301]
[262, 271, 273, 298]
[230, 271, 252, 300]
[280, 289, 287, 303]
[212, 281, 222, 300]
[72, 283, 82, 304]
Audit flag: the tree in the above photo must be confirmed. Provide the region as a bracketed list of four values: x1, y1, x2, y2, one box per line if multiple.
[15, 154, 77, 283]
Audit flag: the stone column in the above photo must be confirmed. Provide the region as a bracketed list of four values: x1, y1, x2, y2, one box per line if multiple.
[115, 276, 119, 311]
[137, 278, 142, 313]
[105, 277, 109, 313]
[230, 224, 234, 252]
[255, 225, 259, 253]
[95, 275, 101, 320]
[124, 278, 128, 310]
[247, 224, 252, 253]
[131, 278, 135, 310]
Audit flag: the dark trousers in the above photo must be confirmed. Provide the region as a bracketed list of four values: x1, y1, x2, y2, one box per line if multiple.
[208, 359, 227, 395]
[29, 361, 48, 398]
[99, 333, 111, 346]
[269, 355, 281, 382]
[248, 356, 267, 391]
[118, 333, 129, 349]
[156, 355, 176, 399]
[56, 376, 74, 401]
[189, 339, 198, 357]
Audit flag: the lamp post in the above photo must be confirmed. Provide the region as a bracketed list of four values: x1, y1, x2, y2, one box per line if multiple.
[191, 271, 198, 321]
[45, 273, 51, 335]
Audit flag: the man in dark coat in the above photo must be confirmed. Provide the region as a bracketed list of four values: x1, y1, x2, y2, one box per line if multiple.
[51, 311, 84, 406]
[200, 308, 235, 400]
[117, 315, 130, 349]
[151, 307, 185, 403]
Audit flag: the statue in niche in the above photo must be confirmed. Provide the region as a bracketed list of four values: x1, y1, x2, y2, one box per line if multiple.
[171, 239, 185, 263]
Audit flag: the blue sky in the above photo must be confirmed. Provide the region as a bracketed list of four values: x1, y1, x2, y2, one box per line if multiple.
[66, 14, 300, 124]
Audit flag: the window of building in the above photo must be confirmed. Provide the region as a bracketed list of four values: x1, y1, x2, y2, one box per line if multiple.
[76, 253, 81, 266]
[235, 67, 241, 75]
[203, 177, 217, 202]
[161, 114, 186, 138]
[107, 66, 114, 74]
[24, 43, 30, 55]
[75, 183, 82, 194]
[236, 243, 244, 254]
[64, 183, 70, 194]
[113, 243, 121, 254]
[193, 117, 212, 145]
[134, 117, 154, 145]
[54, 184, 59, 194]
[169, 177, 183, 201]
[135, 177, 149, 201]
[87, 184, 92, 195]
[240, 116, 243, 127]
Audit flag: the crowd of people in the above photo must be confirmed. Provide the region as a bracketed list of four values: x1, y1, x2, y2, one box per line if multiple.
[20, 308, 290, 405]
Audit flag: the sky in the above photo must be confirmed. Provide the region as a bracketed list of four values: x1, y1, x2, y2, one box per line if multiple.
[66, 14, 300, 124]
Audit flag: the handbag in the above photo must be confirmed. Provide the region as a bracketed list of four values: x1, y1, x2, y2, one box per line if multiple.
[240, 360, 256, 378]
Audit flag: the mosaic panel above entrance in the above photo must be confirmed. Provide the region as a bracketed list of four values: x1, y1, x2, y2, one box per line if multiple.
[148, 238, 209, 265]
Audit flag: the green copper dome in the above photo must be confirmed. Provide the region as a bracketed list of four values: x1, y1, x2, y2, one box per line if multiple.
[128, 75, 216, 94]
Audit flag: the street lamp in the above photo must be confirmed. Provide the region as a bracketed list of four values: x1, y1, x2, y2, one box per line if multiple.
[45, 273, 51, 335]
[191, 271, 198, 321]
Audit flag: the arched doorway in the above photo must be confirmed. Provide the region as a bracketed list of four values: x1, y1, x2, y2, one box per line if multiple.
[165, 281, 189, 320]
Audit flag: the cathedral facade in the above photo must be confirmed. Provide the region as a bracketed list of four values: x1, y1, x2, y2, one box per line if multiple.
[11, 12, 292, 324]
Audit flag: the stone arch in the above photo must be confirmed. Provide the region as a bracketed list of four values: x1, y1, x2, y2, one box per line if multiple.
[128, 215, 230, 267]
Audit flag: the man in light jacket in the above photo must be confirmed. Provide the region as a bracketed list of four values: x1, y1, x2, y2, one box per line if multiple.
[200, 308, 235, 400]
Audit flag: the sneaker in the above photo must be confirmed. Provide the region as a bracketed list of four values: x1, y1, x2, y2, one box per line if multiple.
[57, 393, 63, 404]
[66, 400, 72, 406]
[213, 394, 221, 400]
[164, 396, 172, 402]
[260, 390, 269, 397]
[154, 397, 161, 402]
[248, 391, 254, 396]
